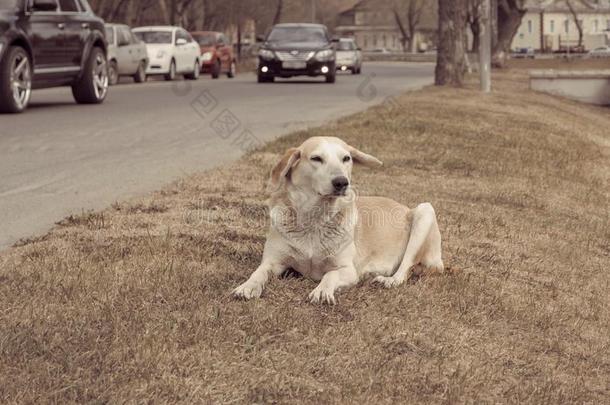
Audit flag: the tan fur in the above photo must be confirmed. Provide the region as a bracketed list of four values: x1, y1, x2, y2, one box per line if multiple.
[234, 137, 444, 304]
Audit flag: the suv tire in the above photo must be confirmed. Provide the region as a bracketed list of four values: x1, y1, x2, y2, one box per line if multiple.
[72, 47, 108, 104]
[325, 70, 336, 83]
[0, 46, 32, 113]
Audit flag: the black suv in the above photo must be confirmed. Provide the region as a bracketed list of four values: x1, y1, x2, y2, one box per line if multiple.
[0, 0, 107, 113]
[257, 23, 336, 83]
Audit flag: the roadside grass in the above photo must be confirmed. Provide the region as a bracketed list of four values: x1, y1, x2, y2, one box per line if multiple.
[1, 69, 609, 403]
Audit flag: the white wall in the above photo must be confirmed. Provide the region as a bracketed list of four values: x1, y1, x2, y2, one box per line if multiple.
[512, 11, 610, 51]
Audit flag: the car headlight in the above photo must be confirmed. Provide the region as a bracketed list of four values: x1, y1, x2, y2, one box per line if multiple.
[156, 50, 166, 59]
[315, 49, 335, 62]
[258, 49, 275, 60]
[201, 51, 213, 61]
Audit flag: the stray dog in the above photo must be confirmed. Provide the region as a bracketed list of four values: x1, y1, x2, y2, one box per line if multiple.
[233, 136, 443, 304]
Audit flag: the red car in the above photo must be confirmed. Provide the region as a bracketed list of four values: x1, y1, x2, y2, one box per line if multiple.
[190, 31, 236, 79]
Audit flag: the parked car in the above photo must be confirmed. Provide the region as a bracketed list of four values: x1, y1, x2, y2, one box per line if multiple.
[257, 23, 336, 83]
[553, 45, 586, 54]
[369, 48, 390, 54]
[0, 0, 108, 113]
[512, 47, 535, 59]
[335, 38, 362, 74]
[190, 31, 236, 79]
[105, 23, 148, 85]
[588, 45, 610, 58]
[132, 26, 200, 81]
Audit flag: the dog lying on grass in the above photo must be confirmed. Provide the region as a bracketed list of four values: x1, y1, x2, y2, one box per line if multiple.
[233, 136, 444, 304]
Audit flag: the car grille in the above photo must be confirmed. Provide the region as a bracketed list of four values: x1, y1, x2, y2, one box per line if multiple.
[276, 51, 313, 61]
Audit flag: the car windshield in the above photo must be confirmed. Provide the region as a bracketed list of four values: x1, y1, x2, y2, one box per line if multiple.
[267, 26, 327, 43]
[0, 0, 19, 10]
[134, 31, 172, 44]
[337, 41, 356, 51]
[192, 34, 216, 46]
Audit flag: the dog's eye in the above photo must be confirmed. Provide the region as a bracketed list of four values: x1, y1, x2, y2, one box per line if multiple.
[310, 156, 323, 163]
[343, 155, 351, 163]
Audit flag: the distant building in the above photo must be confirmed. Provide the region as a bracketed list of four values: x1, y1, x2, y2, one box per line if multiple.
[512, 0, 610, 51]
[334, 0, 437, 52]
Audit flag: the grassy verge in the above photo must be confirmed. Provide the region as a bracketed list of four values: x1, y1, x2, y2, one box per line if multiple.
[1, 69, 609, 403]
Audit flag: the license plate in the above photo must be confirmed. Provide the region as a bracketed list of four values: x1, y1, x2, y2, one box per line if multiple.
[282, 61, 306, 69]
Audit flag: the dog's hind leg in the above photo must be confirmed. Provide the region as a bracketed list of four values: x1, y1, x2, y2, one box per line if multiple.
[373, 202, 443, 288]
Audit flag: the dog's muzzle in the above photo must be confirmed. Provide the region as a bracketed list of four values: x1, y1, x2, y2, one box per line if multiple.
[331, 176, 349, 196]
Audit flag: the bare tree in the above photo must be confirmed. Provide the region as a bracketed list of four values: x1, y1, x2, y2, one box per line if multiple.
[467, 0, 483, 52]
[492, 0, 526, 67]
[273, 0, 283, 25]
[435, 0, 468, 86]
[390, 0, 428, 52]
[566, 0, 584, 48]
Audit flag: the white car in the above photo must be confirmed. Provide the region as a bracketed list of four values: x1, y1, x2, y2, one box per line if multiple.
[335, 38, 362, 74]
[588, 46, 610, 58]
[105, 24, 149, 85]
[132, 26, 200, 81]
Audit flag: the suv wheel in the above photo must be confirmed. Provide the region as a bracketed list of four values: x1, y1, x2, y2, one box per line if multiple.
[0, 46, 32, 113]
[211, 59, 221, 79]
[185, 60, 200, 80]
[227, 60, 236, 78]
[72, 47, 108, 104]
[164, 60, 176, 81]
[325, 70, 336, 83]
[108, 60, 119, 85]
[133, 61, 146, 83]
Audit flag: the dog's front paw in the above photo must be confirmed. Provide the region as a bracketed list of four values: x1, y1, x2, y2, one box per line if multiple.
[372, 275, 404, 288]
[308, 285, 336, 305]
[233, 281, 263, 300]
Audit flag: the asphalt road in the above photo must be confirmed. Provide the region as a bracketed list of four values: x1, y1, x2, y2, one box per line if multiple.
[0, 62, 434, 249]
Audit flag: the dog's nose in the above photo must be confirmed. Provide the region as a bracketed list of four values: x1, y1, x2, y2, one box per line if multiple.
[332, 176, 349, 192]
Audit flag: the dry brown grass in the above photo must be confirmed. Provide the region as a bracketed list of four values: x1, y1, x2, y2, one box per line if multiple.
[1, 69, 609, 404]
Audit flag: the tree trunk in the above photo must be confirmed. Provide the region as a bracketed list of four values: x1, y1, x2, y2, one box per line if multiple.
[393, 9, 409, 52]
[492, 1, 525, 68]
[435, 0, 468, 86]
[273, 0, 283, 25]
[410, 34, 418, 53]
[566, 1, 583, 48]
[125, 0, 136, 26]
[470, 19, 480, 52]
[170, 0, 176, 26]
[237, 22, 242, 60]
[158, 0, 170, 25]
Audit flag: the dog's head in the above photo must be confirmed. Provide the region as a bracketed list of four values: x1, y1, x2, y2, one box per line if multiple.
[268, 137, 382, 197]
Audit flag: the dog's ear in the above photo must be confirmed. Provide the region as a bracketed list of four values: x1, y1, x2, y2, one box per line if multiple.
[267, 147, 301, 192]
[348, 145, 383, 168]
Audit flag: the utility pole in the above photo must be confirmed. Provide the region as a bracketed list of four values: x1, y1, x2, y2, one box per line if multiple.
[479, 0, 492, 93]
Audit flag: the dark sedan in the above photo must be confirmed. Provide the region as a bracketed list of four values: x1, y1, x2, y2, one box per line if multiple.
[257, 23, 336, 83]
